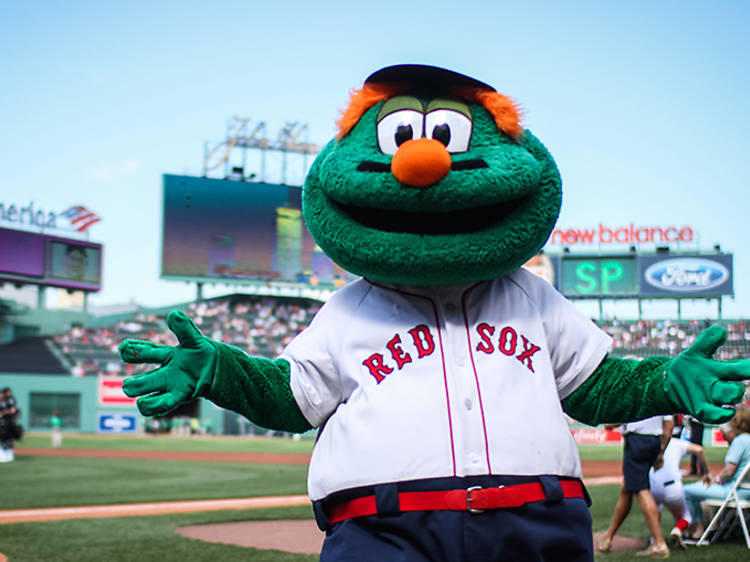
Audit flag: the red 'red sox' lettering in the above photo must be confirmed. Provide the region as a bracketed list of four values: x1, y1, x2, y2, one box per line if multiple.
[476, 323, 495, 354]
[408, 324, 435, 357]
[364, 322, 541, 383]
[498, 327, 517, 356]
[363, 324, 436, 383]
[386, 334, 412, 369]
[475, 324, 541, 373]
[362, 353, 394, 383]
[516, 335, 541, 372]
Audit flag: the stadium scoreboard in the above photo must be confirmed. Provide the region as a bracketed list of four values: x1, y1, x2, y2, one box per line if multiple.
[549, 253, 732, 299]
[560, 256, 638, 297]
[161, 174, 353, 290]
[0, 227, 102, 291]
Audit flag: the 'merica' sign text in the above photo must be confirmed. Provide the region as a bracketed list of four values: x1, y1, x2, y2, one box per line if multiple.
[0, 201, 57, 229]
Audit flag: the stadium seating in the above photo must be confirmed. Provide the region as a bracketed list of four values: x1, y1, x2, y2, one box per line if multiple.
[50, 295, 321, 377]
[596, 318, 750, 360]
[45, 295, 747, 378]
[0, 336, 69, 375]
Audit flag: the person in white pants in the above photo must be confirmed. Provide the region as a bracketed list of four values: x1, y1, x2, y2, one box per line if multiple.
[650, 430, 709, 549]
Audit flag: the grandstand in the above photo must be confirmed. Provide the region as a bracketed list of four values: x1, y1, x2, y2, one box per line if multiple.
[48, 301, 750, 380]
[51, 294, 321, 378]
[599, 318, 750, 360]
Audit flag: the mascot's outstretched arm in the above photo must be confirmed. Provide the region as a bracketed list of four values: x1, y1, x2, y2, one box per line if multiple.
[563, 325, 749, 426]
[119, 310, 312, 433]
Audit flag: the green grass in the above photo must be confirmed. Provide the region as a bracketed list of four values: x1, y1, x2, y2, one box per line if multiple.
[21, 433, 729, 464]
[2, 434, 746, 561]
[577, 443, 729, 465]
[2, 455, 308, 509]
[18, 432, 315, 454]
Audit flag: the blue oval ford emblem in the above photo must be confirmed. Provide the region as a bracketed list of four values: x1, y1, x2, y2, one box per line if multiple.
[644, 258, 729, 292]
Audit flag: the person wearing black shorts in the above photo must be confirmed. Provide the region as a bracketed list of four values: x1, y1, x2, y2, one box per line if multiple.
[596, 416, 674, 558]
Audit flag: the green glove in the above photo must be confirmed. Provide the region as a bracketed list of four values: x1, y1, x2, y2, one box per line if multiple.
[119, 310, 217, 416]
[664, 325, 749, 424]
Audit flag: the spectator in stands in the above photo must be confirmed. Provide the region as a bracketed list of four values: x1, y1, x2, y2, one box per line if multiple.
[649, 416, 710, 549]
[597, 318, 750, 361]
[597, 415, 674, 558]
[684, 406, 750, 540]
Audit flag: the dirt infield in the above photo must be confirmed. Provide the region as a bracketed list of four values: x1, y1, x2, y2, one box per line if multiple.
[0, 495, 311, 525]
[175, 520, 647, 555]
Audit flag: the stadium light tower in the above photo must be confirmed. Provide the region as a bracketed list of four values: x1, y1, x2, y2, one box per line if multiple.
[203, 117, 321, 184]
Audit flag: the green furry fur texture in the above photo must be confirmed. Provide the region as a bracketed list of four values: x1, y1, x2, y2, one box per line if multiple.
[562, 356, 676, 426]
[303, 101, 562, 286]
[207, 343, 312, 433]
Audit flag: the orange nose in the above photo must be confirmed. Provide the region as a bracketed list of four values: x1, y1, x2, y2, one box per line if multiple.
[391, 139, 452, 187]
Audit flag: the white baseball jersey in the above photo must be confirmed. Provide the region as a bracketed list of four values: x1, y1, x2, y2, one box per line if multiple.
[284, 268, 612, 501]
[651, 438, 689, 485]
[622, 415, 671, 436]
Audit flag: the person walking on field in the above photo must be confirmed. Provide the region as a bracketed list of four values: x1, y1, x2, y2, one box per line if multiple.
[597, 415, 674, 558]
[51, 410, 63, 448]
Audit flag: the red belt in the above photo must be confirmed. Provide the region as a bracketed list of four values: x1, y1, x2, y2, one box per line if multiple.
[328, 480, 585, 524]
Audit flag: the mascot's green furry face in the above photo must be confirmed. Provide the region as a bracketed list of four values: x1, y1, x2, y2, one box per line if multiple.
[303, 65, 562, 286]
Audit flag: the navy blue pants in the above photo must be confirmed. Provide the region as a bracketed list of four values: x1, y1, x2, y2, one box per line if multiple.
[315, 476, 593, 562]
[622, 433, 661, 492]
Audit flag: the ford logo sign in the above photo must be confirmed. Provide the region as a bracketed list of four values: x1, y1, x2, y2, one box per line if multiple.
[644, 258, 729, 292]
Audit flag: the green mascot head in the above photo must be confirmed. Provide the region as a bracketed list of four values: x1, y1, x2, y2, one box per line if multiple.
[303, 64, 562, 286]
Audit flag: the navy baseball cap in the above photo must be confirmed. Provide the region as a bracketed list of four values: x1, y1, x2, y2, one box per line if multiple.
[365, 64, 496, 93]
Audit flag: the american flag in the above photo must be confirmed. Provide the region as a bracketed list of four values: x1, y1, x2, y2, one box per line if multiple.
[60, 205, 101, 232]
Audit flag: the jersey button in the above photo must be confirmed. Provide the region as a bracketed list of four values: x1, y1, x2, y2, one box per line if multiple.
[464, 398, 473, 410]
[468, 453, 480, 464]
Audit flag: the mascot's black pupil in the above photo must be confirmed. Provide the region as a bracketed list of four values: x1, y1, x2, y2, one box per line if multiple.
[432, 124, 451, 146]
[395, 125, 413, 146]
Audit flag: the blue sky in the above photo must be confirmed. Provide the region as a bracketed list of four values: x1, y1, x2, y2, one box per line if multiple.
[1, 1, 748, 319]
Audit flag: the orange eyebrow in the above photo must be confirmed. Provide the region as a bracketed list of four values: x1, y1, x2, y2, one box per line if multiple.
[336, 83, 406, 140]
[453, 86, 524, 140]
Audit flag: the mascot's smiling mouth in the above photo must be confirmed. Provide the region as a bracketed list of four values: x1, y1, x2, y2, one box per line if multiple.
[357, 159, 489, 173]
[343, 157, 524, 234]
[339, 196, 526, 235]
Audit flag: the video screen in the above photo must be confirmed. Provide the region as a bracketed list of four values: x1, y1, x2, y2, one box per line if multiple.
[48, 241, 102, 287]
[162, 174, 352, 287]
[0, 228, 102, 291]
[0, 227, 45, 277]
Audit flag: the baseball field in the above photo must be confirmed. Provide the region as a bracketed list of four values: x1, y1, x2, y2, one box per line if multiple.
[0, 433, 746, 561]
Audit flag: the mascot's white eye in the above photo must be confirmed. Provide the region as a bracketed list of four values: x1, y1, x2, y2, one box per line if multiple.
[377, 110, 424, 155]
[425, 110, 472, 153]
